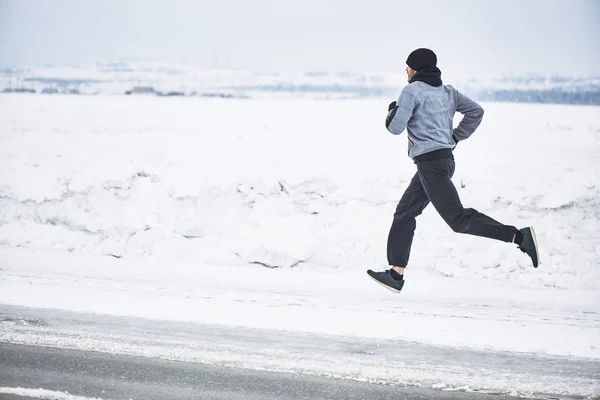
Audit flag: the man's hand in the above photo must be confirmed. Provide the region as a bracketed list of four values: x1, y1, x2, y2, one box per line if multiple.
[388, 101, 397, 112]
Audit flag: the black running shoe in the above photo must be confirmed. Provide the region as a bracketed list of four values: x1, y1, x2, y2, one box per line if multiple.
[518, 227, 540, 268]
[367, 269, 405, 293]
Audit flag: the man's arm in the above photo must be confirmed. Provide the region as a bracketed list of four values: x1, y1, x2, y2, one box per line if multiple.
[453, 90, 484, 142]
[385, 87, 415, 135]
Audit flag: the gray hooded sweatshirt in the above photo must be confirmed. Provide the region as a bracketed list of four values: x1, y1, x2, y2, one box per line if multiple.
[386, 81, 484, 159]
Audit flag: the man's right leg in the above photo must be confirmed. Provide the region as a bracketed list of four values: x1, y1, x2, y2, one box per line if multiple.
[387, 172, 431, 268]
[368, 173, 430, 292]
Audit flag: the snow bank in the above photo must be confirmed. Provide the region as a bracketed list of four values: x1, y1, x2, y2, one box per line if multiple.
[1, 94, 599, 290]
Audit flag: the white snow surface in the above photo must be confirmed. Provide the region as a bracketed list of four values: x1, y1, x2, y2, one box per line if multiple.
[1, 94, 599, 288]
[0, 94, 599, 396]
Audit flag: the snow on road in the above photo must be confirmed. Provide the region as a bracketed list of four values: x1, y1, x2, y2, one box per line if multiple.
[1, 303, 599, 398]
[0, 386, 110, 400]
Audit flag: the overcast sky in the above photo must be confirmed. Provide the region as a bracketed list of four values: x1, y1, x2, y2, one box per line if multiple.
[0, 0, 599, 79]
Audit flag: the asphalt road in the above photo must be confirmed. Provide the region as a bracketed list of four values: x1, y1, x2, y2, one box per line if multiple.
[0, 342, 540, 400]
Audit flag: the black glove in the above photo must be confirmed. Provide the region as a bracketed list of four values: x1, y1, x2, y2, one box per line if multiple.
[388, 101, 397, 112]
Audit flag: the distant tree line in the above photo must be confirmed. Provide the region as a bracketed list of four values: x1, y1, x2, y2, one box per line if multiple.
[473, 89, 600, 106]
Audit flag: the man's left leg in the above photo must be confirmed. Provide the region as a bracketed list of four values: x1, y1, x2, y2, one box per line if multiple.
[416, 158, 539, 267]
[417, 158, 517, 242]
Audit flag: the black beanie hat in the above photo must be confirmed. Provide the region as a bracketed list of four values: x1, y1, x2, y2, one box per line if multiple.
[406, 48, 437, 71]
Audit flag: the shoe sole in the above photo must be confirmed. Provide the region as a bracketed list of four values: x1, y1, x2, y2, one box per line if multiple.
[529, 226, 540, 268]
[367, 273, 403, 293]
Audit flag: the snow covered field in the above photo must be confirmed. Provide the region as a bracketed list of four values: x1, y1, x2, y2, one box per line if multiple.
[0, 93, 599, 397]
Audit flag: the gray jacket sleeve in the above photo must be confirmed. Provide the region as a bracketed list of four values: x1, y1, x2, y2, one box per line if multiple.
[453, 89, 484, 142]
[386, 86, 415, 135]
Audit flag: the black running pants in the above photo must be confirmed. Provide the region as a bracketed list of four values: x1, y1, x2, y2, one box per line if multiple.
[387, 157, 518, 267]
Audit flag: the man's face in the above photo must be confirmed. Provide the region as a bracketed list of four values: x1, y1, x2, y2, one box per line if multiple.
[406, 65, 417, 82]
